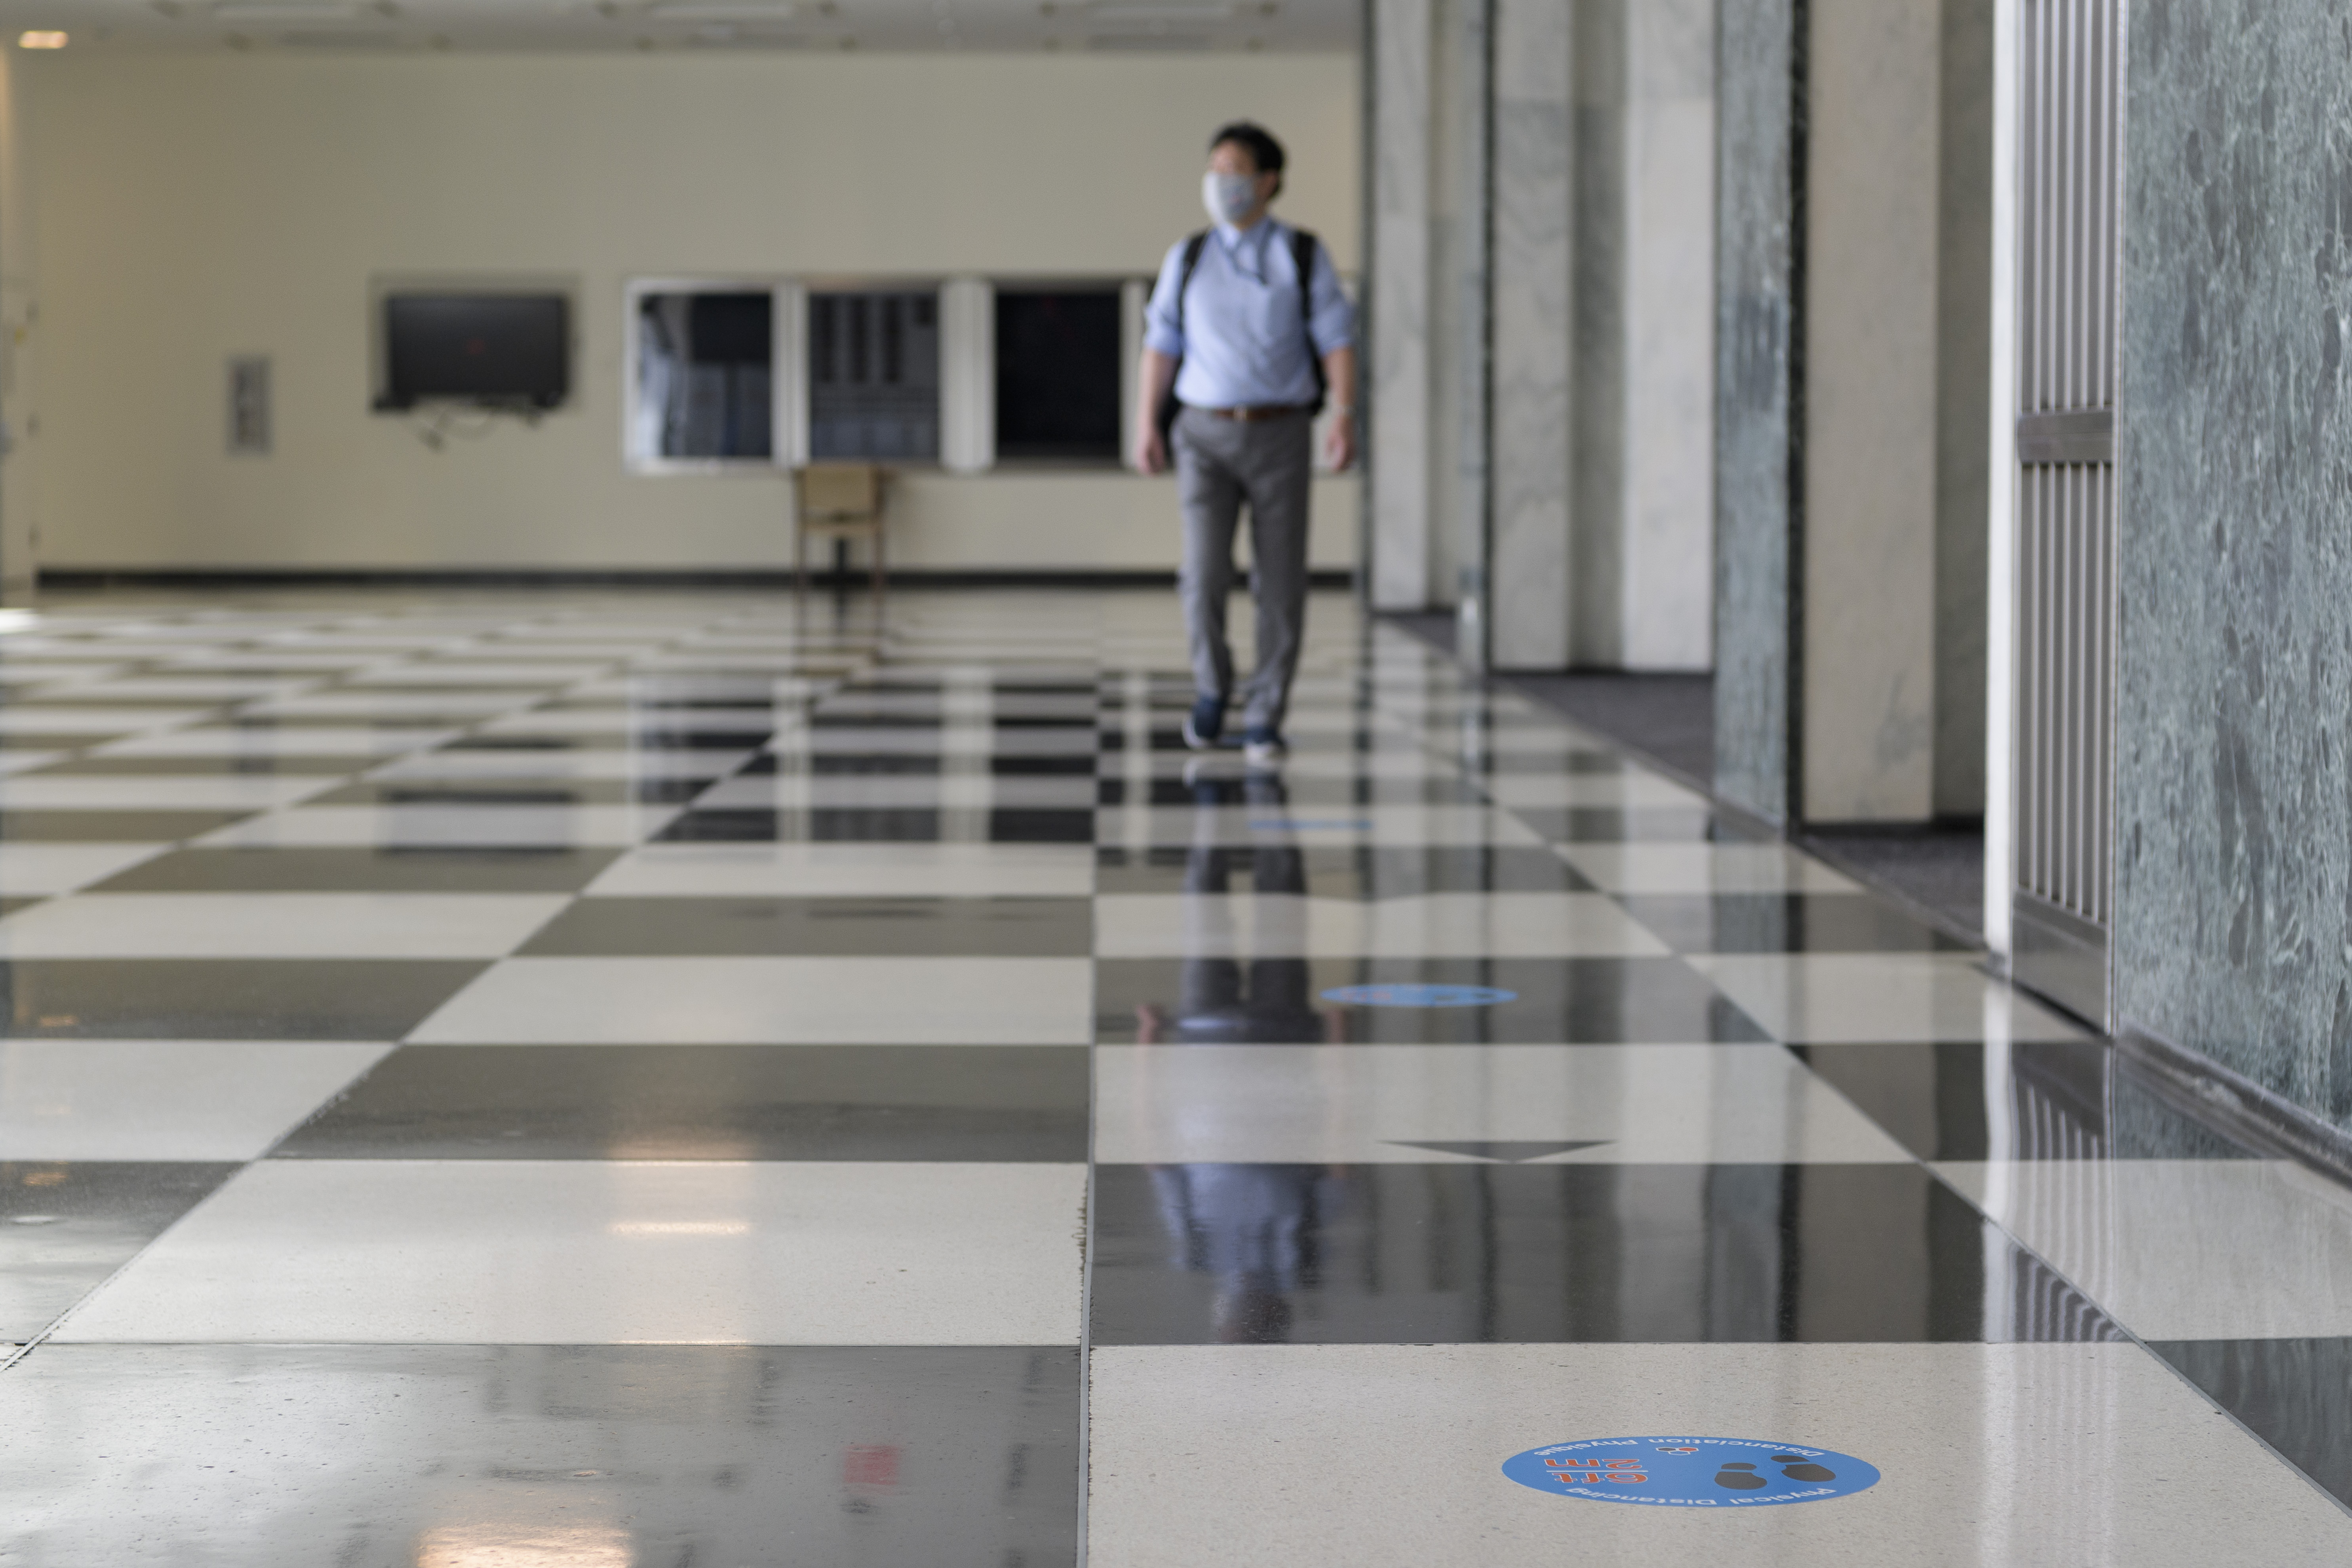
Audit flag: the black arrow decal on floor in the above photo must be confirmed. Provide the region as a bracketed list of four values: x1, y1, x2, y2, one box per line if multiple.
[1380, 1140, 1614, 1162]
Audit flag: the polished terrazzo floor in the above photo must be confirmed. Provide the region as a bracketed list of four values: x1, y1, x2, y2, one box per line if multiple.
[0, 587, 2348, 1564]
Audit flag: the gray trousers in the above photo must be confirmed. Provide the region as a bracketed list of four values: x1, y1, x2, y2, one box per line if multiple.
[1173, 405, 1314, 735]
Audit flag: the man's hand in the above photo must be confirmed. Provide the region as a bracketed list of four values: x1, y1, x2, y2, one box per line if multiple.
[1136, 425, 1170, 475]
[1321, 415, 1356, 473]
[1135, 347, 1180, 476]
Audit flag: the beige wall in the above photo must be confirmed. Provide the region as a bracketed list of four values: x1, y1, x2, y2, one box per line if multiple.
[24, 50, 1359, 574]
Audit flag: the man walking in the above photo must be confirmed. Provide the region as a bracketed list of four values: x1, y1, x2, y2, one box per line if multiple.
[1134, 120, 1357, 767]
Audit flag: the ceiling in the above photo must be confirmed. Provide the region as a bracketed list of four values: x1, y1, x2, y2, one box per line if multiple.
[0, 0, 1357, 53]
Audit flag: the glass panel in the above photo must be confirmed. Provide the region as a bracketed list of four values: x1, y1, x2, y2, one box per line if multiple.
[635, 291, 773, 461]
[809, 291, 940, 461]
[993, 289, 1121, 462]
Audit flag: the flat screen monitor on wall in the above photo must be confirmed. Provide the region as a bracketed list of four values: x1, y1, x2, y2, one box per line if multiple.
[379, 293, 569, 410]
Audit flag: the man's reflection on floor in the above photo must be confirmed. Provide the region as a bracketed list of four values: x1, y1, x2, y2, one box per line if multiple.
[1134, 764, 1345, 1343]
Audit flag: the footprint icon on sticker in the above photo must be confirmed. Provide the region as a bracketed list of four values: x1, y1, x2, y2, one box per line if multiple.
[1714, 1463, 1768, 1490]
[1773, 1454, 1836, 1482]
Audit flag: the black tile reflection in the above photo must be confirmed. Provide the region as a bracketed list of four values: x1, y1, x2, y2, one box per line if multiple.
[1620, 894, 1968, 953]
[1788, 1041, 2255, 1160]
[89, 846, 625, 894]
[0, 960, 486, 1039]
[0, 1161, 240, 1339]
[656, 808, 1094, 843]
[306, 778, 710, 807]
[446, 731, 765, 751]
[0, 810, 249, 841]
[1094, 845, 1594, 897]
[1096, 957, 1768, 1043]
[736, 752, 1096, 777]
[2147, 1338, 2352, 1510]
[1088, 1162, 2122, 1345]
[1098, 777, 1493, 807]
[0, 1343, 1081, 1566]
[521, 896, 1090, 957]
[90, 846, 621, 893]
[1506, 807, 1775, 844]
[276, 1044, 1089, 1160]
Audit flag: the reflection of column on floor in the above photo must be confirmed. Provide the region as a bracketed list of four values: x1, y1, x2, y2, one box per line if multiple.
[938, 666, 992, 844]
[1110, 670, 1154, 808]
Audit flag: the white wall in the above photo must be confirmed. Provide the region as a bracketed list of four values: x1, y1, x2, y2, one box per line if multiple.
[25, 51, 1360, 574]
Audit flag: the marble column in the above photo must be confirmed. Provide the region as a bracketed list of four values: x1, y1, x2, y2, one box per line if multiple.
[1563, 0, 1716, 673]
[1801, 0, 1943, 820]
[1487, 0, 1573, 670]
[1711, 0, 1802, 824]
[2113, 0, 2352, 1130]
[1367, 0, 1438, 611]
[1714, 0, 1956, 824]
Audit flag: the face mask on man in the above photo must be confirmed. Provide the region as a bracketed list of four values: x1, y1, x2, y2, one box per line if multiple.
[1202, 169, 1260, 226]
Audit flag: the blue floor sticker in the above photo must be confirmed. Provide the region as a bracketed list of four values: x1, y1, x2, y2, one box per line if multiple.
[1246, 818, 1376, 832]
[1320, 984, 1518, 1008]
[1502, 1437, 1880, 1507]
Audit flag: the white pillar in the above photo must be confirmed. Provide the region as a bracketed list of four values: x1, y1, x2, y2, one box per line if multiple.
[1368, 0, 1437, 609]
[937, 276, 994, 476]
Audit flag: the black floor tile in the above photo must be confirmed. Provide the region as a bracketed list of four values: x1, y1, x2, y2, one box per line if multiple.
[1094, 845, 1595, 897]
[1789, 1041, 2255, 1160]
[0, 810, 250, 841]
[0, 1161, 240, 1340]
[520, 896, 1091, 957]
[2146, 1338, 2352, 1511]
[1502, 807, 1775, 843]
[656, 808, 1094, 843]
[1088, 1162, 2122, 1346]
[305, 778, 710, 807]
[737, 752, 1097, 777]
[1618, 893, 1970, 953]
[1095, 957, 1770, 1044]
[275, 1044, 1090, 1160]
[87, 846, 625, 894]
[0, 959, 487, 1039]
[0, 1343, 1081, 1566]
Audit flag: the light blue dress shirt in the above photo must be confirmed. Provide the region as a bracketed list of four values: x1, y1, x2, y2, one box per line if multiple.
[1144, 218, 1355, 411]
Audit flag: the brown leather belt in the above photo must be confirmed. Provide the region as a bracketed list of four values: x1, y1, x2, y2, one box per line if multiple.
[1196, 403, 1314, 422]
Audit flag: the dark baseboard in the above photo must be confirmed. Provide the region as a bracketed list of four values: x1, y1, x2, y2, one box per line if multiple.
[38, 567, 1358, 592]
[2114, 1025, 2352, 1185]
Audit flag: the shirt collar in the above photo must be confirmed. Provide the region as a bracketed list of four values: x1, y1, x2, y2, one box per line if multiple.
[1212, 217, 1281, 277]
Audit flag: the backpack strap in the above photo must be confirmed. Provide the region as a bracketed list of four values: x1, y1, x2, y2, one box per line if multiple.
[1172, 229, 1211, 342]
[1157, 230, 1212, 444]
[1291, 226, 1328, 415]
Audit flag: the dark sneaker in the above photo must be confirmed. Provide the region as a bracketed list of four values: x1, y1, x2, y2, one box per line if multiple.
[1242, 727, 1286, 767]
[1182, 695, 1226, 751]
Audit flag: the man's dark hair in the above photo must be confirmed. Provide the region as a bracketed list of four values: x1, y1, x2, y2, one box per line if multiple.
[1209, 121, 1287, 183]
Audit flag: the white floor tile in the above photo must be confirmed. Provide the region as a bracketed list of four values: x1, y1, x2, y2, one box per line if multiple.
[53, 1160, 1084, 1345]
[95, 727, 459, 758]
[1099, 805, 1542, 851]
[0, 893, 568, 959]
[0, 775, 340, 811]
[1092, 893, 1669, 959]
[407, 955, 1093, 1044]
[1087, 1343, 2352, 1568]
[584, 841, 1095, 898]
[1687, 953, 2086, 1043]
[239, 694, 528, 719]
[0, 1039, 391, 1159]
[0, 842, 172, 893]
[1558, 844, 1866, 894]
[1094, 1044, 1911, 1164]
[194, 804, 683, 847]
[1941, 1159, 2352, 1340]
[0, 708, 209, 735]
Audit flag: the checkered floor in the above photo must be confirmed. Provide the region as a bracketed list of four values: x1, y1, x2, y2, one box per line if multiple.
[0, 586, 2347, 1564]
